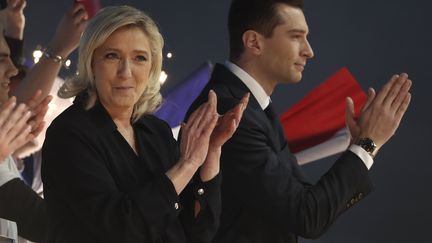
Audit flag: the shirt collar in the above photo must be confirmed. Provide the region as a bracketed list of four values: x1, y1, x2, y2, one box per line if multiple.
[224, 61, 271, 110]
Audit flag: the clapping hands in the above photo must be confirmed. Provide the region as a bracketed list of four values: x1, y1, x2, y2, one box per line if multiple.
[0, 90, 52, 161]
[346, 73, 412, 155]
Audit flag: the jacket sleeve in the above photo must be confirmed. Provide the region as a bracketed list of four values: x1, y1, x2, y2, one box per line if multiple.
[218, 104, 373, 239]
[0, 178, 48, 242]
[179, 173, 221, 243]
[42, 121, 182, 242]
[159, 117, 221, 243]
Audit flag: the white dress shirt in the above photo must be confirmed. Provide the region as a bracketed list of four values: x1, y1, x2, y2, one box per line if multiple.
[224, 61, 373, 169]
[0, 156, 20, 242]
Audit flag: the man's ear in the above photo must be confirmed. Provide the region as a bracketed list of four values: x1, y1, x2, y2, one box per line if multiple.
[242, 30, 263, 56]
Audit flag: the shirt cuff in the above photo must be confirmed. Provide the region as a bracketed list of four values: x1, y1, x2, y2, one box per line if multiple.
[348, 144, 374, 170]
[0, 159, 20, 187]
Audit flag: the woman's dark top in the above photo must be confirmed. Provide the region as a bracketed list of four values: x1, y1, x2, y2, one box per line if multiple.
[41, 100, 221, 243]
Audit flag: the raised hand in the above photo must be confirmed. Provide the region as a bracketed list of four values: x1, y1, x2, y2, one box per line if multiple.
[209, 92, 250, 149]
[178, 90, 219, 168]
[4, 0, 27, 40]
[166, 91, 219, 194]
[46, 1, 89, 58]
[12, 90, 52, 158]
[200, 92, 249, 182]
[346, 87, 376, 142]
[0, 97, 32, 162]
[25, 90, 53, 138]
[345, 73, 411, 154]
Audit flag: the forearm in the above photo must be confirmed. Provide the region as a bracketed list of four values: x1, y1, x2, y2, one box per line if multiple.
[295, 151, 373, 238]
[200, 148, 221, 182]
[11, 57, 62, 103]
[180, 174, 222, 243]
[0, 178, 48, 242]
[166, 160, 200, 194]
[223, 127, 372, 238]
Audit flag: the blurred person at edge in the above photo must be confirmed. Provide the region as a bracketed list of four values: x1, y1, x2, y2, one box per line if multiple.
[0, 34, 52, 242]
[3, 1, 88, 195]
[0, 1, 85, 242]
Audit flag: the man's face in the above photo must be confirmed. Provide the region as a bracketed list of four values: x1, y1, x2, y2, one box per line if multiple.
[259, 4, 314, 85]
[0, 37, 18, 104]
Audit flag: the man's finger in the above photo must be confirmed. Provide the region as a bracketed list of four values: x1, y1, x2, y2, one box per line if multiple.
[345, 97, 356, 129]
[382, 73, 408, 108]
[391, 79, 412, 111]
[395, 93, 411, 122]
[361, 87, 376, 112]
[374, 74, 399, 105]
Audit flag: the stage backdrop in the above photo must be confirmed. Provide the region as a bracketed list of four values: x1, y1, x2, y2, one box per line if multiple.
[22, 1, 431, 242]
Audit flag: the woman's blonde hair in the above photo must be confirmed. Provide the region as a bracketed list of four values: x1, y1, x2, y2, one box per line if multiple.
[58, 5, 163, 122]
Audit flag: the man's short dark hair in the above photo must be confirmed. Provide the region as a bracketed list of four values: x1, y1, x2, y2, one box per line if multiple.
[228, 0, 304, 61]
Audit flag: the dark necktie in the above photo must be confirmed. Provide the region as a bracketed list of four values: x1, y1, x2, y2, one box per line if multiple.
[264, 103, 286, 147]
[264, 102, 277, 121]
[22, 155, 34, 187]
[265, 104, 306, 179]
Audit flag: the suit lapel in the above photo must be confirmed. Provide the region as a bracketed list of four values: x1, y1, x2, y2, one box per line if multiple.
[211, 64, 283, 152]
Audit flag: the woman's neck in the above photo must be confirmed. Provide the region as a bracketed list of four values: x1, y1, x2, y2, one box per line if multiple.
[101, 103, 138, 154]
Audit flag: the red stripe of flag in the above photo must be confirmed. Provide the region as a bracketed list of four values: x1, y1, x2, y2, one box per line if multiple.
[280, 68, 367, 154]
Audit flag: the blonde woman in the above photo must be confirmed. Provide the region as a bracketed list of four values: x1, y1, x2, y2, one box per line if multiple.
[42, 5, 249, 243]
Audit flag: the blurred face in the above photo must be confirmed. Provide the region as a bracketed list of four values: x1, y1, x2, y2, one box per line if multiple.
[92, 26, 152, 113]
[259, 4, 314, 84]
[0, 37, 18, 104]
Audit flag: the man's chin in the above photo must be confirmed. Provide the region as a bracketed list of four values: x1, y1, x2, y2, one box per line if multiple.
[281, 73, 303, 84]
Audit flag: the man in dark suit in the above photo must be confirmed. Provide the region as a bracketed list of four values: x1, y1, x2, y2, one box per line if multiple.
[186, 0, 412, 242]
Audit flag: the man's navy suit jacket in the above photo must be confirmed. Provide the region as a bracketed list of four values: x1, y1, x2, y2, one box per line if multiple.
[186, 64, 373, 243]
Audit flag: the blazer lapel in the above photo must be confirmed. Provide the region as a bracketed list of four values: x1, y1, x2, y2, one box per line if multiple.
[211, 64, 283, 152]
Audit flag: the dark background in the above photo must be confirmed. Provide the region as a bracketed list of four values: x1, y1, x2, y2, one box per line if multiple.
[21, 0, 432, 242]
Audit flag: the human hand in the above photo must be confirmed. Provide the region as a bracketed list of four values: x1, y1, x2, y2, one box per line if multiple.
[178, 90, 219, 169]
[0, 96, 33, 162]
[4, 0, 26, 40]
[46, 2, 88, 58]
[345, 73, 411, 152]
[12, 90, 52, 158]
[199, 92, 249, 181]
[209, 92, 249, 150]
[25, 90, 53, 139]
[346, 87, 376, 142]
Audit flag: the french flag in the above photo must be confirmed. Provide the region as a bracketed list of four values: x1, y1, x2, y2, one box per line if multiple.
[154, 62, 213, 138]
[155, 65, 367, 165]
[280, 68, 367, 164]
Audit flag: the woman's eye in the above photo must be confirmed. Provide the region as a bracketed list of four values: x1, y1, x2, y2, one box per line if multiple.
[105, 53, 119, 59]
[135, 55, 148, 62]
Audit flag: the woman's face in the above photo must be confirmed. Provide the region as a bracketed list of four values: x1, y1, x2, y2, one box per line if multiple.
[92, 25, 152, 113]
